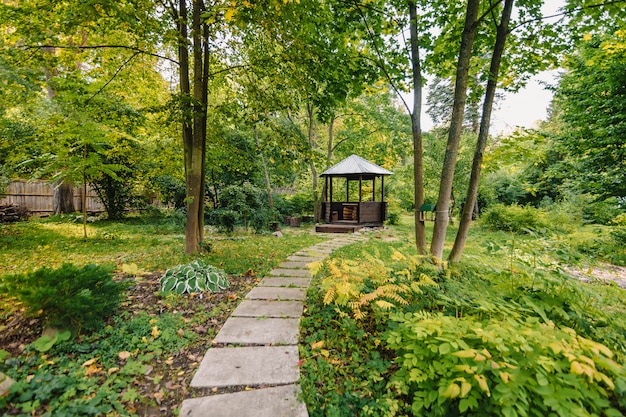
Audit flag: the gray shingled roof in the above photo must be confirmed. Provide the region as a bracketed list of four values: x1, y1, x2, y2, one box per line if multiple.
[320, 154, 393, 176]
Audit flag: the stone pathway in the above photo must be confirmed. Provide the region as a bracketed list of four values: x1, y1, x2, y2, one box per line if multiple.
[179, 235, 364, 417]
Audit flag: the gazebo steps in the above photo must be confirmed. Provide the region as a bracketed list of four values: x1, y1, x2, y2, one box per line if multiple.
[316, 222, 384, 233]
[315, 223, 362, 233]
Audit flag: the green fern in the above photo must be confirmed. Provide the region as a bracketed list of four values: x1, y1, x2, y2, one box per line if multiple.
[160, 260, 229, 294]
[320, 249, 437, 320]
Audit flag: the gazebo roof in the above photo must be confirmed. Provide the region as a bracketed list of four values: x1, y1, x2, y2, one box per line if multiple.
[320, 154, 393, 177]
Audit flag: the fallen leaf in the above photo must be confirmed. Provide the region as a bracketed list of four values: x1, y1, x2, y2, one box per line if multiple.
[311, 340, 324, 350]
[118, 351, 131, 360]
[82, 358, 98, 367]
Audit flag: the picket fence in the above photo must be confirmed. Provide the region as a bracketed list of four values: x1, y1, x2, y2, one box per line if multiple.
[0, 180, 104, 215]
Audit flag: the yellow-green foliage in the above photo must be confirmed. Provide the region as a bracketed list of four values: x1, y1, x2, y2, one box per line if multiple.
[319, 250, 438, 320]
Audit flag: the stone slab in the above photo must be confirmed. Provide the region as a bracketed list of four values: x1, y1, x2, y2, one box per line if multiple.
[190, 346, 300, 388]
[259, 277, 311, 288]
[214, 317, 300, 345]
[246, 287, 306, 301]
[278, 261, 310, 269]
[180, 384, 308, 417]
[232, 300, 303, 318]
[287, 255, 323, 263]
[269, 268, 311, 277]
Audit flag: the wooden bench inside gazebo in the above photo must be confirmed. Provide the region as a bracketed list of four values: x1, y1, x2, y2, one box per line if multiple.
[316, 154, 393, 233]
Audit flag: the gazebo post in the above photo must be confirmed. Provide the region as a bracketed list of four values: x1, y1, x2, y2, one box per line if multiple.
[381, 175, 385, 201]
[359, 176, 362, 202]
[372, 176, 377, 202]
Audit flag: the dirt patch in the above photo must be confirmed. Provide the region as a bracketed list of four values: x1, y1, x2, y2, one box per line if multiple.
[565, 264, 626, 289]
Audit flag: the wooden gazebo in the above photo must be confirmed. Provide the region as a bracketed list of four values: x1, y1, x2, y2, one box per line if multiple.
[316, 155, 392, 233]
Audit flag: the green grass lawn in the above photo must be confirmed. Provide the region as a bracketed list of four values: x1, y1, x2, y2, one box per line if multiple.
[0, 214, 326, 276]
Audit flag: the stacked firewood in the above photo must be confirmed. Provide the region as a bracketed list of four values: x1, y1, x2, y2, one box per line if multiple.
[0, 204, 30, 223]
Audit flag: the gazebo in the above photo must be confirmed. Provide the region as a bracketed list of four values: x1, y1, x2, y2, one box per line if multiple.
[316, 154, 392, 233]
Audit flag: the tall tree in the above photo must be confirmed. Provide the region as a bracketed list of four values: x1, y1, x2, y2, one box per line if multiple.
[449, 0, 514, 262]
[429, 0, 481, 261]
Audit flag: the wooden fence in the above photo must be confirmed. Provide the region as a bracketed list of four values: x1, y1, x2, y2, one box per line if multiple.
[0, 180, 104, 215]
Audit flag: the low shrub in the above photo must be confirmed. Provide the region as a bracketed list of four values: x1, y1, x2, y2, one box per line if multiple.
[480, 204, 549, 234]
[0, 263, 126, 334]
[386, 313, 626, 417]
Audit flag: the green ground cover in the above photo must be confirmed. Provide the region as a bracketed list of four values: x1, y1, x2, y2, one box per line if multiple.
[300, 215, 626, 416]
[0, 214, 325, 415]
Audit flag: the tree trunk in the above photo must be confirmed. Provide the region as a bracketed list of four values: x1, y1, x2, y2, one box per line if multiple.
[409, 1, 427, 255]
[255, 124, 274, 210]
[175, 0, 199, 254]
[184, 0, 207, 254]
[430, 0, 480, 261]
[53, 180, 75, 215]
[449, 0, 514, 262]
[307, 103, 320, 223]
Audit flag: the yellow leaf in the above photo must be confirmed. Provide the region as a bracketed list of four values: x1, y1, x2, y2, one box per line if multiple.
[460, 381, 472, 398]
[570, 361, 584, 375]
[311, 340, 324, 350]
[320, 349, 330, 358]
[452, 349, 476, 358]
[152, 326, 160, 338]
[224, 7, 236, 21]
[583, 33, 592, 41]
[391, 251, 406, 261]
[474, 374, 491, 397]
[85, 365, 102, 376]
[442, 382, 461, 399]
[499, 371, 512, 384]
[82, 358, 98, 367]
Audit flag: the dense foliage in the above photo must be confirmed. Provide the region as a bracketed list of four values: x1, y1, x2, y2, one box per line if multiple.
[300, 223, 626, 416]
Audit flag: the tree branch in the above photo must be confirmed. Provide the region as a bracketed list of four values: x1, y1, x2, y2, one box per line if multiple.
[510, 0, 626, 32]
[85, 51, 141, 105]
[23, 44, 179, 65]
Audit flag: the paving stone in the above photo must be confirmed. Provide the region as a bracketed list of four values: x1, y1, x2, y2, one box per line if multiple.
[259, 277, 311, 288]
[269, 268, 311, 277]
[214, 317, 300, 345]
[246, 287, 306, 301]
[287, 255, 323, 263]
[232, 300, 303, 318]
[180, 384, 308, 417]
[278, 261, 310, 269]
[190, 346, 300, 388]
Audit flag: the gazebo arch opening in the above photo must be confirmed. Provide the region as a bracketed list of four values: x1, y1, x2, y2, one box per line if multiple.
[317, 155, 392, 233]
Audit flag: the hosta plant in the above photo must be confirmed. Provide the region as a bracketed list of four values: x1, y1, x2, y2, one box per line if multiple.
[160, 260, 229, 294]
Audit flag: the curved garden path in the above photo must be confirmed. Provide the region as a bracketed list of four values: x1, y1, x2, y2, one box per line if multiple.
[179, 234, 365, 417]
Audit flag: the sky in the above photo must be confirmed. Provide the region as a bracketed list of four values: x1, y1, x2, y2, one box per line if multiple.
[487, 70, 560, 134]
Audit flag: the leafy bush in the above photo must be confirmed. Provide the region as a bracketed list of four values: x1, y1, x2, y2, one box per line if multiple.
[152, 174, 186, 209]
[480, 204, 549, 233]
[208, 208, 240, 233]
[582, 198, 623, 225]
[0, 263, 125, 334]
[386, 313, 626, 417]
[211, 182, 276, 232]
[160, 259, 229, 294]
